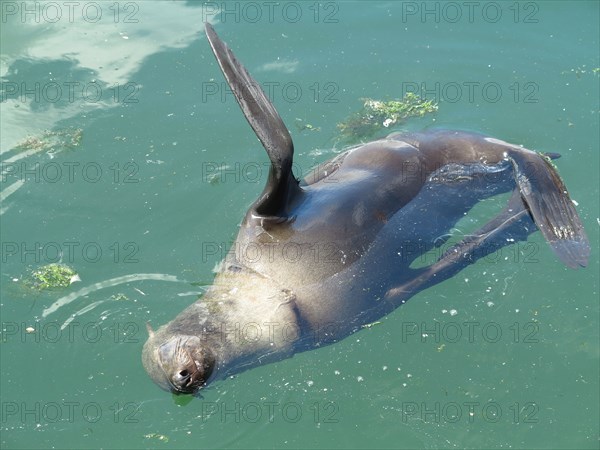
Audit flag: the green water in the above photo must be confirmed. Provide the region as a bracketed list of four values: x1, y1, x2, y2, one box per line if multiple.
[1, 1, 598, 449]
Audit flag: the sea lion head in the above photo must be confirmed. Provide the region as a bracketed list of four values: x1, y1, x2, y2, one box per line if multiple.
[142, 325, 216, 394]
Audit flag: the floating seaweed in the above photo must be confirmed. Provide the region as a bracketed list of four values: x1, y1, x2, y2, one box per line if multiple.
[295, 118, 321, 133]
[25, 263, 80, 290]
[561, 65, 600, 78]
[13, 128, 83, 155]
[337, 93, 438, 142]
[144, 433, 169, 443]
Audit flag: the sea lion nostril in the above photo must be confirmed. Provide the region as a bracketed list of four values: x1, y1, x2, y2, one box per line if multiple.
[172, 369, 195, 391]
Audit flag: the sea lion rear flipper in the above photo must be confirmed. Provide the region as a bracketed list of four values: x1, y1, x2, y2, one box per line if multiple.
[507, 150, 590, 268]
[205, 23, 299, 219]
[385, 189, 535, 303]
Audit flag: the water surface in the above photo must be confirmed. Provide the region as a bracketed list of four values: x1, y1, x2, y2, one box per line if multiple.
[1, 2, 598, 449]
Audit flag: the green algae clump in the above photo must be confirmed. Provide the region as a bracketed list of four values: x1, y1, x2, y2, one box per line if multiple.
[337, 93, 438, 142]
[27, 264, 79, 290]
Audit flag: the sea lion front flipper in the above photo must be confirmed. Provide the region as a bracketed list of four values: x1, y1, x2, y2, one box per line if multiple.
[385, 189, 536, 303]
[507, 150, 590, 268]
[204, 23, 300, 219]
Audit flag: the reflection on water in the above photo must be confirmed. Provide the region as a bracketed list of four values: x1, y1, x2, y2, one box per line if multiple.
[1, 2, 208, 152]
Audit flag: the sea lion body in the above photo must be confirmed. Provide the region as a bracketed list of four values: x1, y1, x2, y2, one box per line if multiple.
[235, 131, 512, 284]
[142, 24, 589, 394]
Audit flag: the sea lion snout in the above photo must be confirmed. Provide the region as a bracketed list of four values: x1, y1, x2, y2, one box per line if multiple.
[143, 334, 215, 394]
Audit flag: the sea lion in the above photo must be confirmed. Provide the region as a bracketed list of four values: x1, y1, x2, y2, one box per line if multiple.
[142, 23, 589, 394]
